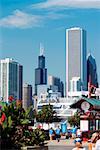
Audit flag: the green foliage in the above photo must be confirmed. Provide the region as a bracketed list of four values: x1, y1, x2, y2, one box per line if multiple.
[68, 112, 80, 127]
[36, 104, 59, 123]
[11, 126, 46, 147]
[0, 101, 36, 149]
[31, 128, 46, 145]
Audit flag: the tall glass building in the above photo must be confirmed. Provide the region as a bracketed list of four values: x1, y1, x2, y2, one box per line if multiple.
[87, 54, 98, 88]
[66, 27, 87, 96]
[0, 58, 23, 102]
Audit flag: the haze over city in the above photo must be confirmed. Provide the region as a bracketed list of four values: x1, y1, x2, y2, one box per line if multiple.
[0, 0, 100, 89]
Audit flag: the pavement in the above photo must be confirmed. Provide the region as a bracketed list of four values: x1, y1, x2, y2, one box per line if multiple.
[46, 138, 88, 150]
[46, 136, 88, 146]
[21, 137, 89, 150]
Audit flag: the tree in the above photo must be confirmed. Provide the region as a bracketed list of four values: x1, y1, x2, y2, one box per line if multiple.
[68, 112, 80, 127]
[36, 104, 60, 123]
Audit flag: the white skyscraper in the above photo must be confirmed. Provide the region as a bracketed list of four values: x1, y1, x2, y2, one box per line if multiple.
[0, 58, 23, 102]
[66, 27, 87, 97]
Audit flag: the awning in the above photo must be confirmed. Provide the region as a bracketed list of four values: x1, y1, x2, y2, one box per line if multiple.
[70, 96, 100, 110]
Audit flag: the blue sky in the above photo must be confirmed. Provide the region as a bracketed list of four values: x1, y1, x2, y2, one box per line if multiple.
[0, 0, 100, 91]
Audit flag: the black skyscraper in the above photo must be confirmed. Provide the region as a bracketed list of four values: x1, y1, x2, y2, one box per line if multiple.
[35, 45, 47, 94]
[19, 65, 23, 100]
[87, 54, 98, 88]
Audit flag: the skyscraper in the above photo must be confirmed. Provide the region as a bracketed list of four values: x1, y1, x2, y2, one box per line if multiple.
[35, 44, 47, 94]
[87, 54, 98, 88]
[0, 58, 23, 102]
[18, 65, 23, 100]
[66, 27, 87, 96]
[23, 83, 33, 110]
[48, 75, 64, 97]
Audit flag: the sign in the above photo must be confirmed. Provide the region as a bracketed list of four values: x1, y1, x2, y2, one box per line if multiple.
[80, 120, 89, 131]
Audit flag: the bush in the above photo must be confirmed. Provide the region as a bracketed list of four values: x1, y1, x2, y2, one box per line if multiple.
[0, 100, 46, 149]
[11, 126, 46, 148]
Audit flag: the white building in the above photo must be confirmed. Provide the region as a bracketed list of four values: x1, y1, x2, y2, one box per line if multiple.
[66, 27, 87, 97]
[0, 58, 23, 102]
[70, 77, 81, 92]
[37, 101, 77, 118]
[37, 84, 48, 102]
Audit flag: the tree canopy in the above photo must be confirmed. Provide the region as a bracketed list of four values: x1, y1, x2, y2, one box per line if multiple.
[68, 112, 80, 127]
[36, 104, 60, 123]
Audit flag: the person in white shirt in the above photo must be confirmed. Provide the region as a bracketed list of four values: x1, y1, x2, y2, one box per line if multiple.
[77, 128, 82, 138]
[72, 138, 86, 150]
[95, 138, 100, 150]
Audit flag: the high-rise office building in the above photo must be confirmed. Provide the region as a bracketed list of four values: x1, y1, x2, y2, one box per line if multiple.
[87, 54, 98, 88]
[66, 27, 87, 96]
[23, 83, 33, 110]
[18, 65, 23, 100]
[35, 44, 47, 94]
[0, 58, 23, 102]
[48, 75, 64, 97]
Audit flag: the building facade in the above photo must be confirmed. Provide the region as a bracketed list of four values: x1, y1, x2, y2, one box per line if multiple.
[70, 77, 81, 92]
[23, 83, 33, 110]
[35, 45, 47, 95]
[66, 27, 87, 96]
[0, 58, 23, 102]
[87, 54, 98, 88]
[48, 75, 64, 97]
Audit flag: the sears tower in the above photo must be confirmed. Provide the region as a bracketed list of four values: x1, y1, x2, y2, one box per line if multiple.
[35, 44, 47, 95]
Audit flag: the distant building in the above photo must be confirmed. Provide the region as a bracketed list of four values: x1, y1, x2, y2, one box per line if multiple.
[66, 27, 87, 96]
[87, 54, 98, 88]
[18, 65, 23, 100]
[48, 75, 64, 97]
[37, 84, 48, 103]
[35, 44, 47, 95]
[60, 81, 64, 97]
[70, 77, 81, 92]
[23, 83, 33, 110]
[0, 58, 23, 102]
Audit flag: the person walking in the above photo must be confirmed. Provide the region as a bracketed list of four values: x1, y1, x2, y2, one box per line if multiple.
[72, 126, 77, 139]
[49, 127, 55, 140]
[95, 132, 100, 150]
[72, 138, 86, 150]
[77, 128, 82, 138]
[55, 126, 61, 142]
[95, 138, 100, 150]
[88, 132, 99, 150]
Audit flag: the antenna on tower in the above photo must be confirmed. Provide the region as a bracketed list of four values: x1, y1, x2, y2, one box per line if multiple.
[40, 43, 44, 56]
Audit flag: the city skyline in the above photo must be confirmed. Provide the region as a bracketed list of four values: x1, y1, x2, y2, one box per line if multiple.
[0, 0, 100, 88]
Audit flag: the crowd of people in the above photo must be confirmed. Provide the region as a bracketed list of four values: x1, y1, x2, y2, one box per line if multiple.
[49, 126, 100, 150]
[72, 132, 100, 150]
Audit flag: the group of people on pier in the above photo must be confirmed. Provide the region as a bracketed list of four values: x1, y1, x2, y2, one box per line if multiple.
[49, 126, 100, 150]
